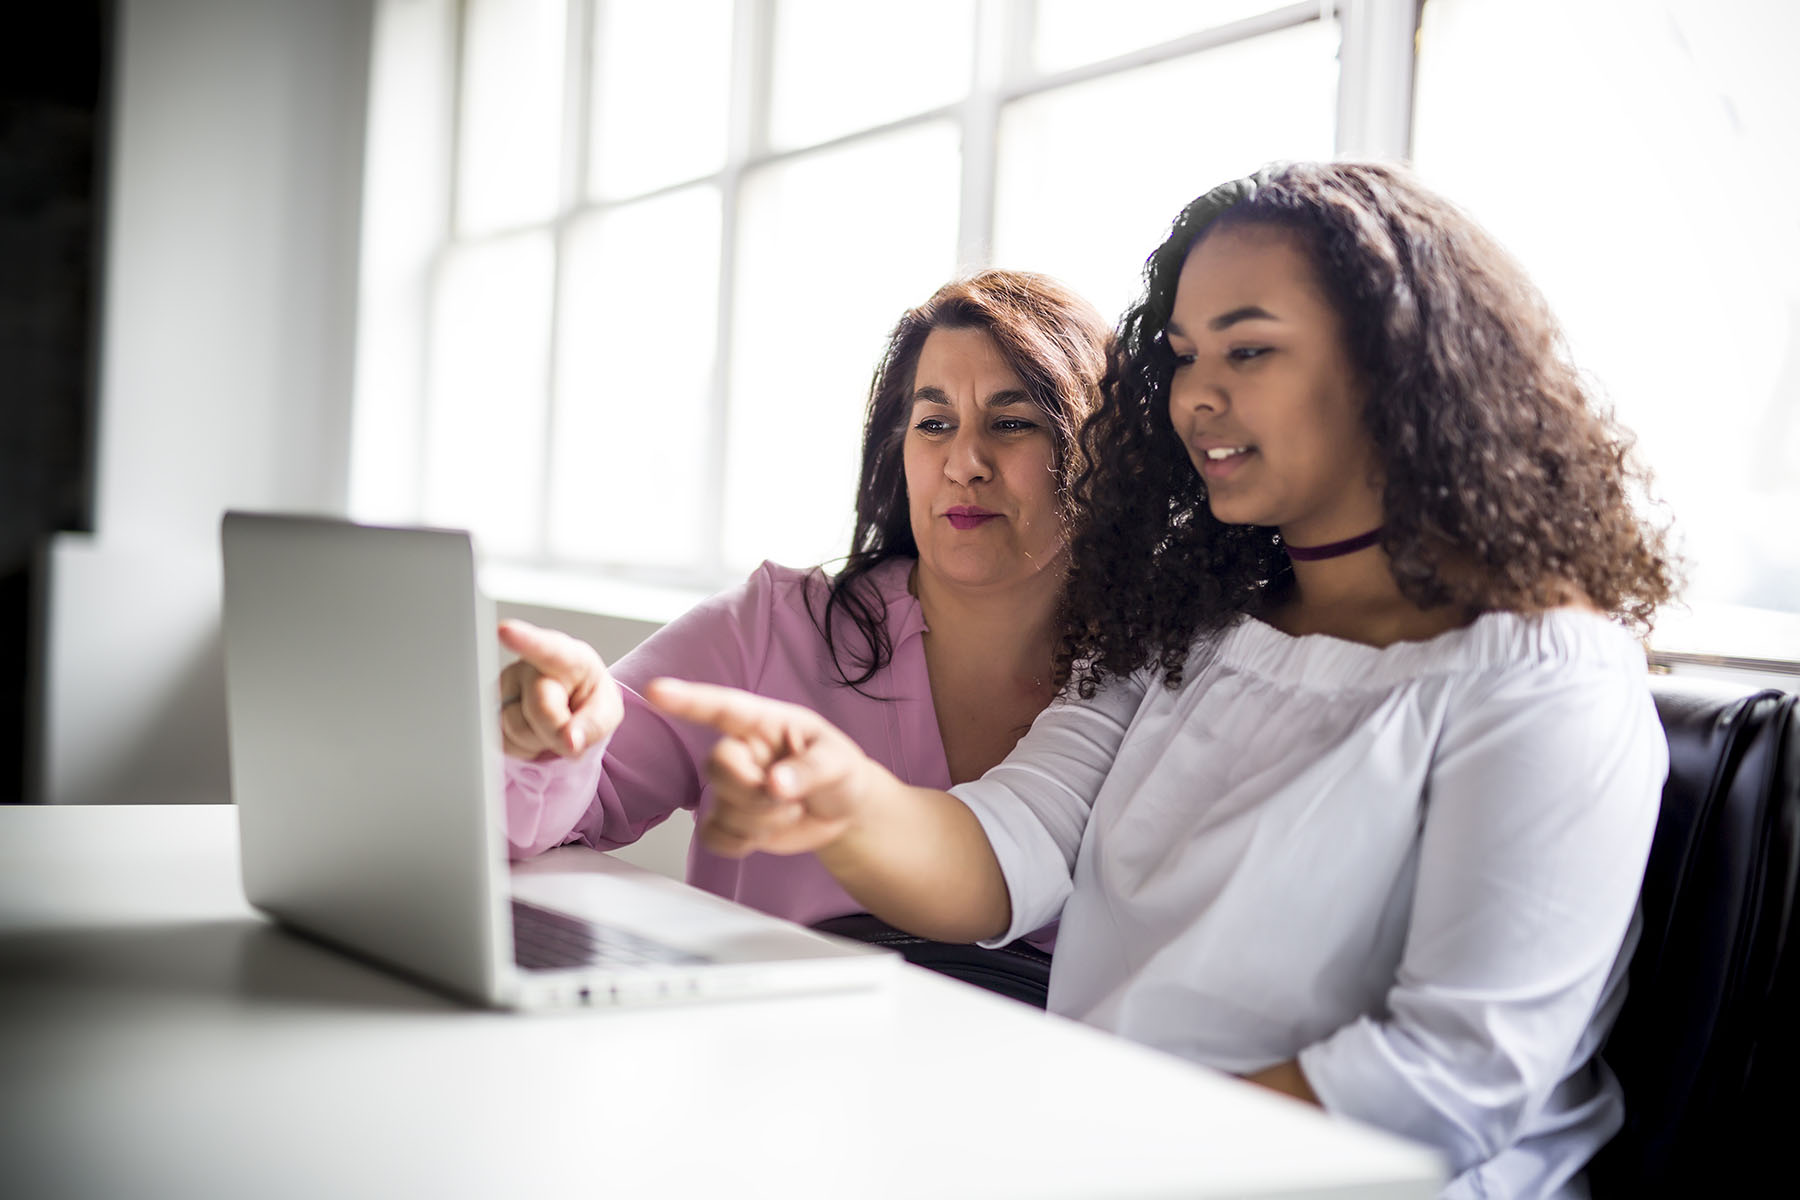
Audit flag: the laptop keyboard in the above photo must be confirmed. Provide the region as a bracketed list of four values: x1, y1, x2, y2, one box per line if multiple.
[511, 898, 712, 972]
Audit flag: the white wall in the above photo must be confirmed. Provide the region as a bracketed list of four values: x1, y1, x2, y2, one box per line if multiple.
[32, 0, 694, 879]
[38, 0, 375, 804]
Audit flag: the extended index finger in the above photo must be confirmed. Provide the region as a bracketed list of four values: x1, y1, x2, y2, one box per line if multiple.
[645, 678, 805, 746]
[498, 619, 596, 683]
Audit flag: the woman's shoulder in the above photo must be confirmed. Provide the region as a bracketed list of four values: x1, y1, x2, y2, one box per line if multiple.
[1460, 606, 1646, 663]
[613, 558, 918, 691]
[745, 556, 914, 606]
[1445, 608, 1658, 718]
[682, 559, 862, 629]
[1211, 607, 1648, 693]
[748, 557, 928, 687]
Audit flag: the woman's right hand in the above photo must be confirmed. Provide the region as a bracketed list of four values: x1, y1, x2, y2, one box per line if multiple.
[497, 620, 624, 760]
[648, 677, 1013, 943]
[644, 678, 878, 859]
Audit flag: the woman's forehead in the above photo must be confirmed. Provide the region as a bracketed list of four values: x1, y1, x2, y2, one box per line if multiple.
[913, 326, 1028, 390]
[1172, 225, 1329, 323]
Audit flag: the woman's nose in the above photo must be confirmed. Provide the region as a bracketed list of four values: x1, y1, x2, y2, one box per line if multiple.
[945, 427, 993, 485]
[1171, 370, 1225, 415]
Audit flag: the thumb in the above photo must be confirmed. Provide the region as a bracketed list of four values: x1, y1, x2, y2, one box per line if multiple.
[563, 669, 623, 757]
[765, 731, 864, 821]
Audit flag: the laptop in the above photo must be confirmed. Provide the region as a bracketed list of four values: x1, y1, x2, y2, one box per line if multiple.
[219, 511, 895, 1010]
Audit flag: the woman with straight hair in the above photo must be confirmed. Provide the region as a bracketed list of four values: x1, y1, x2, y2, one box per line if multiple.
[499, 269, 1110, 998]
[651, 162, 1675, 1196]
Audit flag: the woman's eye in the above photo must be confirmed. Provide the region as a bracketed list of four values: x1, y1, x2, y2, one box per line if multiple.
[913, 417, 951, 435]
[994, 418, 1039, 434]
[1162, 342, 1197, 368]
[1227, 346, 1271, 364]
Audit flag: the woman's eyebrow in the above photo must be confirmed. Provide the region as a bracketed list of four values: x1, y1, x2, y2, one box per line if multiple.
[1208, 305, 1279, 331]
[911, 387, 1035, 409]
[1165, 309, 1279, 343]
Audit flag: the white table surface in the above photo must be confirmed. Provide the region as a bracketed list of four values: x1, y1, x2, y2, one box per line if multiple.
[0, 805, 1445, 1199]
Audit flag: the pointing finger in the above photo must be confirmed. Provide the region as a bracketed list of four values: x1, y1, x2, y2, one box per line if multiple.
[645, 678, 808, 747]
[498, 620, 601, 685]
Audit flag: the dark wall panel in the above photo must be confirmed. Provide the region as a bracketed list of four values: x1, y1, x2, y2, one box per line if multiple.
[0, 1, 109, 802]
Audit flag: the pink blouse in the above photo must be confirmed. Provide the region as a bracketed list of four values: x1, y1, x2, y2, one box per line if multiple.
[506, 558, 1050, 940]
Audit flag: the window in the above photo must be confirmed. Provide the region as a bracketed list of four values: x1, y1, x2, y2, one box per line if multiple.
[994, 17, 1341, 320]
[362, 1, 1796, 666]
[356, 0, 1382, 596]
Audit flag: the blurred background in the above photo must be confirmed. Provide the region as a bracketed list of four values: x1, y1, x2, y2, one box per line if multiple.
[5, 0, 1796, 811]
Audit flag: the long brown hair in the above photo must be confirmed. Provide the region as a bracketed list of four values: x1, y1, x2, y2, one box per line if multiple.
[816, 269, 1111, 690]
[1060, 161, 1676, 697]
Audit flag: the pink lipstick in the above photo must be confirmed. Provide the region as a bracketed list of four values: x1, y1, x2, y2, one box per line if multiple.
[945, 505, 1000, 530]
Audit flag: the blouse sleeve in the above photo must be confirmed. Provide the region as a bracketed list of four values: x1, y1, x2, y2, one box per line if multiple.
[1296, 658, 1667, 1173]
[503, 564, 788, 859]
[952, 671, 1148, 945]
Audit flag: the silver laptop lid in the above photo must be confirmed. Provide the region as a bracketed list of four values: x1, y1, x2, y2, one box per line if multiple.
[221, 511, 510, 1004]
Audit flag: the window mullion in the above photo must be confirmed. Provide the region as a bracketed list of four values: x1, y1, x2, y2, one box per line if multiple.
[418, 0, 473, 525]
[957, 0, 1012, 270]
[704, 0, 773, 584]
[446, 0, 469, 240]
[535, 0, 594, 564]
[567, 0, 596, 200]
[1334, 0, 1422, 159]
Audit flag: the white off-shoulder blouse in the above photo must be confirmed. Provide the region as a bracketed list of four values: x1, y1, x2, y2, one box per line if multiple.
[953, 610, 1666, 1200]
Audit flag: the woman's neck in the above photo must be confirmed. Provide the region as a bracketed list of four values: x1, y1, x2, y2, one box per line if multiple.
[912, 558, 1064, 686]
[1266, 547, 1468, 649]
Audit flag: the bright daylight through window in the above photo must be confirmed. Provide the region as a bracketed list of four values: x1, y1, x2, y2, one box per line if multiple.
[352, 0, 1799, 663]
[1413, 0, 1800, 664]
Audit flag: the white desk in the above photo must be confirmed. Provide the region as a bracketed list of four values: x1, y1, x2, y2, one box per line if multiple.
[0, 805, 1444, 1199]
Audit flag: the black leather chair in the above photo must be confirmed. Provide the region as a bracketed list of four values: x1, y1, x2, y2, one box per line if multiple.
[1589, 674, 1800, 1197]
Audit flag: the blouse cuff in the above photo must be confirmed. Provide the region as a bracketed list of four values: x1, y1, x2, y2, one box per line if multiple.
[1298, 1017, 1486, 1174]
[502, 731, 613, 860]
[952, 779, 1076, 948]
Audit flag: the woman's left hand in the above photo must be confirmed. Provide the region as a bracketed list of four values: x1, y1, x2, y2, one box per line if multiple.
[497, 620, 624, 760]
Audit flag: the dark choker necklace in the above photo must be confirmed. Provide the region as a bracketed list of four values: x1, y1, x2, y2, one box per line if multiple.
[1282, 526, 1384, 562]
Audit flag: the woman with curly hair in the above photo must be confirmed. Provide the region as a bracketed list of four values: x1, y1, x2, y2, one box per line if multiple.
[651, 162, 1674, 1197]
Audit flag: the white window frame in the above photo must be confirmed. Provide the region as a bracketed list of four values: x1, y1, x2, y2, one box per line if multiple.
[356, 0, 1420, 599]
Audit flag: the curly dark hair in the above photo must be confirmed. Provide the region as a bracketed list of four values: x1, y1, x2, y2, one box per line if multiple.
[1060, 161, 1676, 698]
[811, 269, 1111, 690]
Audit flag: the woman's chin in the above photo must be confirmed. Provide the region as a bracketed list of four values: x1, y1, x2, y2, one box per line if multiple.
[918, 551, 1060, 594]
[1203, 500, 1264, 530]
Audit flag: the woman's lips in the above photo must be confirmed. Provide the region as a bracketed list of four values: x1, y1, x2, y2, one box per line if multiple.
[1197, 446, 1255, 480]
[945, 506, 1000, 530]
